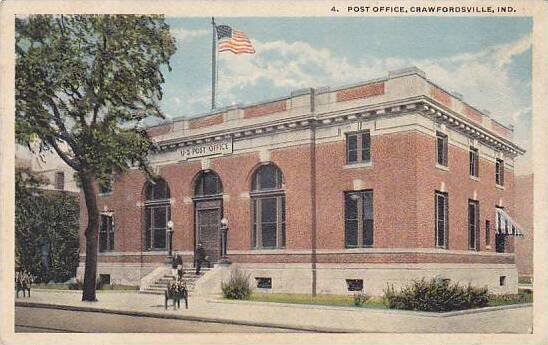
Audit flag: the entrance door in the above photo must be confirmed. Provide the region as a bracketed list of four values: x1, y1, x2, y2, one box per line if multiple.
[196, 201, 221, 264]
[495, 233, 506, 253]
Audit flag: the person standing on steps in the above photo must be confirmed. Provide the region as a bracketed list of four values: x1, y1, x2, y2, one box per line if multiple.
[195, 243, 209, 275]
[176, 254, 184, 280]
[171, 253, 178, 278]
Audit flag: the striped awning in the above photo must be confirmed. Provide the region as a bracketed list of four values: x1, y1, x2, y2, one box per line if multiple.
[495, 208, 523, 237]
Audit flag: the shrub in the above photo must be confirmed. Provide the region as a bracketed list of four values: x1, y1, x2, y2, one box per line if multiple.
[353, 292, 370, 306]
[221, 267, 252, 300]
[383, 278, 489, 312]
[67, 278, 107, 291]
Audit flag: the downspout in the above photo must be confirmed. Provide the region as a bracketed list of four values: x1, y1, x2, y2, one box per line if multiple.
[310, 89, 318, 296]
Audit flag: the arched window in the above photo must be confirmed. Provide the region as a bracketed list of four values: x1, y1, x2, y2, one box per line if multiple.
[194, 170, 222, 197]
[250, 164, 285, 249]
[144, 178, 170, 250]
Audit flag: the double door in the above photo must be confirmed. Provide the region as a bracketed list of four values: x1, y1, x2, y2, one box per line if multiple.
[195, 199, 222, 264]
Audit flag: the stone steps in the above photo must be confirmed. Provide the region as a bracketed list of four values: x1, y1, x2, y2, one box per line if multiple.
[140, 268, 211, 295]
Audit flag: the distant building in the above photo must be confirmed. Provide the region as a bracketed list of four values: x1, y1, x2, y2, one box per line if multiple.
[514, 174, 534, 280]
[16, 144, 79, 193]
[77, 67, 525, 296]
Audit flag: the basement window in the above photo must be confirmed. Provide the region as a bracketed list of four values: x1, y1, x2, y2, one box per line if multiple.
[346, 279, 364, 292]
[99, 274, 111, 285]
[499, 276, 506, 286]
[255, 277, 272, 289]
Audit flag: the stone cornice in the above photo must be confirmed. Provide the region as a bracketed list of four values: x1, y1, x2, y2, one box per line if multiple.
[419, 98, 525, 157]
[153, 98, 524, 157]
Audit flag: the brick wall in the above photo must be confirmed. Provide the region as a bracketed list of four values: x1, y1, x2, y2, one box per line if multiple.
[336, 82, 385, 103]
[80, 129, 516, 266]
[189, 114, 224, 129]
[429, 86, 453, 108]
[147, 123, 173, 137]
[243, 100, 287, 119]
[464, 106, 483, 123]
[414, 132, 515, 254]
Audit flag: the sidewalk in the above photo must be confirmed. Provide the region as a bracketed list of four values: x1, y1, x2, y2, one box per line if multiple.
[15, 290, 533, 333]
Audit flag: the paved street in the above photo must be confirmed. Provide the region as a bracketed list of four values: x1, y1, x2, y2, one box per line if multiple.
[15, 306, 301, 333]
[14, 290, 533, 333]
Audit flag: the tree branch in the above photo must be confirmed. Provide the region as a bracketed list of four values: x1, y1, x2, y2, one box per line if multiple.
[45, 136, 81, 171]
[46, 96, 84, 158]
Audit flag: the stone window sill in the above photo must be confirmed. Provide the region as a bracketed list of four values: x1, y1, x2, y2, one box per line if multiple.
[469, 175, 480, 182]
[343, 161, 373, 170]
[496, 184, 505, 190]
[435, 164, 449, 172]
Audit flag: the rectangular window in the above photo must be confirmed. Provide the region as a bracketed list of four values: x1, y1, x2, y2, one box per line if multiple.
[469, 147, 479, 177]
[255, 277, 272, 289]
[436, 132, 448, 166]
[99, 274, 111, 285]
[435, 192, 448, 248]
[54, 171, 65, 190]
[252, 195, 285, 249]
[485, 220, 491, 246]
[496, 159, 505, 186]
[99, 178, 113, 194]
[468, 200, 479, 250]
[145, 205, 169, 250]
[346, 131, 371, 164]
[346, 279, 364, 292]
[499, 276, 506, 286]
[344, 191, 374, 247]
[99, 214, 114, 252]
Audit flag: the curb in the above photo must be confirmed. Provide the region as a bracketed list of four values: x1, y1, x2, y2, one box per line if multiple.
[209, 299, 533, 318]
[15, 301, 354, 333]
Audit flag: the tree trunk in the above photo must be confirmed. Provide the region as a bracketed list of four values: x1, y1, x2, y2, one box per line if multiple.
[81, 172, 99, 301]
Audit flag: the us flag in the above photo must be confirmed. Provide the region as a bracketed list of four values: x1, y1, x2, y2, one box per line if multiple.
[216, 24, 255, 54]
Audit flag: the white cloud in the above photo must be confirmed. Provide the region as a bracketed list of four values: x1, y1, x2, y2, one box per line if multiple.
[213, 34, 531, 172]
[492, 35, 532, 68]
[171, 28, 208, 45]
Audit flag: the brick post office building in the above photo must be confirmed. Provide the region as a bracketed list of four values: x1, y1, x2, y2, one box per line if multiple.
[77, 67, 525, 295]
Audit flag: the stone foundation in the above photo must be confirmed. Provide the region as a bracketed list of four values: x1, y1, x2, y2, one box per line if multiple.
[77, 261, 518, 295]
[235, 263, 518, 296]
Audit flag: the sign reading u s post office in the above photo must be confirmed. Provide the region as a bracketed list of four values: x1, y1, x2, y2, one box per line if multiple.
[179, 138, 233, 160]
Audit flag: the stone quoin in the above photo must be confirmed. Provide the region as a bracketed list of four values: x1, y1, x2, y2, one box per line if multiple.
[77, 67, 526, 296]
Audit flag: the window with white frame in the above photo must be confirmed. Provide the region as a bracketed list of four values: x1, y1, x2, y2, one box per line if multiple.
[435, 191, 448, 248]
[346, 130, 371, 164]
[99, 213, 114, 252]
[468, 200, 479, 250]
[251, 164, 285, 249]
[436, 132, 448, 166]
[344, 190, 374, 247]
[469, 147, 479, 177]
[144, 178, 170, 250]
[495, 159, 504, 186]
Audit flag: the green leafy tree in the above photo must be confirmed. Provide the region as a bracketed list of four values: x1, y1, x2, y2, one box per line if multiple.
[15, 15, 176, 301]
[15, 168, 80, 283]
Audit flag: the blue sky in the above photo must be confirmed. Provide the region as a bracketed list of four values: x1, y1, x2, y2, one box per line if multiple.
[160, 17, 532, 174]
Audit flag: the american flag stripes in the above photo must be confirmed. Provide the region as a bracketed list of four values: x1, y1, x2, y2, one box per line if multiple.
[216, 24, 255, 54]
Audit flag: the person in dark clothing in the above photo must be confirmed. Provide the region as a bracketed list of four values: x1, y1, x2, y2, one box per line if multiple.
[171, 254, 178, 278]
[195, 243, 209, 275]
[175, 254, 184, 280]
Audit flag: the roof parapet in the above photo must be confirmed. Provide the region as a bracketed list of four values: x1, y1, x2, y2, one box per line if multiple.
[388, 66, 426, 79]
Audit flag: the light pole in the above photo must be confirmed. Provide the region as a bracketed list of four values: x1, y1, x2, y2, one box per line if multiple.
[167, 220, 174, 258]
[219, 217, 230, 264]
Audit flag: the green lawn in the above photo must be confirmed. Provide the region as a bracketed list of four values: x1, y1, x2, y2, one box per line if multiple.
[240, 290, 533, 311]
[248, 293, 387, 309]
[488, 289, 533, 307]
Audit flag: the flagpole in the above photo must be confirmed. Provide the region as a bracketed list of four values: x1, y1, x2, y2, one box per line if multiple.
[211, 17, 217, 110]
